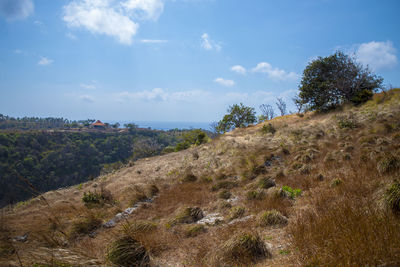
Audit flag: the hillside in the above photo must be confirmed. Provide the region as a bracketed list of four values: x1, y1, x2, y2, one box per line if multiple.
[1, 90, 400, 266]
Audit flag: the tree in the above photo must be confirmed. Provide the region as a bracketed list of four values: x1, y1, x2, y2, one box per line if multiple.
[298, 51, 383, 111]
[275, 98, 287, 116]
[216, 103, 256, 133]
[259, 104, 275, 122]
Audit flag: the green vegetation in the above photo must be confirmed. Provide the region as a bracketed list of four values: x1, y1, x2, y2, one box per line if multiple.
[297, 51, 383, 111]
[0, 122, 191, 207]
[218, 190, 231, 199]
[184, 224, 206, 237]
[174, 129, 209, 151]
[229, 206, 246, 220]
[281, 186, 302, 199]
[70, 212, 102, 239]
[214, 103, 257, 133]
[261, 123, 276, 134]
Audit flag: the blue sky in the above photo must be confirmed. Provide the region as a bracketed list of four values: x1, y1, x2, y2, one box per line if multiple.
[0, 0, 399, 123]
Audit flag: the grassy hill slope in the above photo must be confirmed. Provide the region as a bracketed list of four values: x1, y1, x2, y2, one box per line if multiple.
[1, 89, 400, 266]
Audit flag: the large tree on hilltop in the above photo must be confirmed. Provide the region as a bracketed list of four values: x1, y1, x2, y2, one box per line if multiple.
[297, 51, 383, 111]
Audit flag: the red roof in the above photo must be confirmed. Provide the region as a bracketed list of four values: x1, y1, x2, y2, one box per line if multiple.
[91, 120, 105, 126]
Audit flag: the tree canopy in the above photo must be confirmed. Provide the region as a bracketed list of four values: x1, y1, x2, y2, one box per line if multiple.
[297, 51, 383, 111]
[215, 103, 257, 133]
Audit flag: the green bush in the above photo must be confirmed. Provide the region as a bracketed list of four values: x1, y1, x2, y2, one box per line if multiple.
[214, 103, 257, 133]
[70, 212, 102, 238]
[261, 123, 276, 134]
[246, 189, 265, 200]
[281, 186, 302, 199]
[211, 181, 238, 191]
[377, 154, 400, 174]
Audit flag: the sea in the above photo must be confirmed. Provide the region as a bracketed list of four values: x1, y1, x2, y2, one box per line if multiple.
[105, 121, 212, 131]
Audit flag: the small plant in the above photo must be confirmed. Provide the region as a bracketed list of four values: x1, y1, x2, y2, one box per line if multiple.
[82, 191, 101, 207]
[281, 186, 302, 199]
[229, 206, 246, 220]
[377, 154, 400, 174]
[169, 207, 204, 227]
[212, 231, 271, 265]
[385, 180, 400, 214]
[106, 236, 150, 267]
[185, 225, 206, 238]
[258, 210, 288, 226]
[261, 123, 276, 134]
[146, 184, 159, 197]
[337, 115, 358, 129]
[246, 189, 265, 200]
[258, 177, 276, 189]
[218, 190, 231, 199]
[70, 212, 102, 238]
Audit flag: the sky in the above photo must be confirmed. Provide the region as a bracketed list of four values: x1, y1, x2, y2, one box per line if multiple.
[0, 0, 399, 123]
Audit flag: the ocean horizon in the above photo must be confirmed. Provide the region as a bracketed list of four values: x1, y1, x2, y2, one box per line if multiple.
[105, 121, 212, 131]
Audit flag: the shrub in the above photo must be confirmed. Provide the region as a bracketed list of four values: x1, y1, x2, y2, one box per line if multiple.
[377, 154, 400, 174]
[259, 210, 288, 226]
[229, 206, 246, 220]
[258, 177, 276, 189]
[70, 212, 102, 238]
[385, 180, 400, 214]
[82, 187, 113, 208]
[246, 189, 265, 200]
[106, 236, 150, 267]
[261, 123, 276, 134]
[170, 207, 204, 226]
[337, 115, 358, 129]
[218, 190, 231, 199]
[281, 186, 302, 199]
[185, 225, 206, 238]
[213, 232, 271, 265]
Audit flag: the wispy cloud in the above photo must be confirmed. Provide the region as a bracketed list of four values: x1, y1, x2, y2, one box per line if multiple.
[252, 62, 299, 81]
[80, 83, 96, 89]
[201, 33, 221, 51]
[214, 77, 235, 87]
[79, 94, 95, 103]
[0, 0, 34, 21]
[355, 41, 397, 71]
[116, 88, 211, 103]
[140, 39, 168, 43]
[231, 65, 246, 75]
[63, 0, 164, 45]
[37, 57, 54, 66]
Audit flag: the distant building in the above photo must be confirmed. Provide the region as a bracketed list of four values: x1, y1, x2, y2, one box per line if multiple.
[91, 120, 106, 129]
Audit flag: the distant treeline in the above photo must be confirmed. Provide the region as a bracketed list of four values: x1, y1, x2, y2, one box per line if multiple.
[0, 127, 188, 207]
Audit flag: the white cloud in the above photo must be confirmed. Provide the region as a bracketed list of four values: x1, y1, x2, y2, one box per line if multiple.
[214, 77, 235, 87]
[63, 0, 164, 45]
[80, 83, 96, 89]
[116, 88, 210, 103]
[79, 94, 95, 102]
[122, 0, 164, 20]
[201, 33, 221, 51]
[37, 57, 54, 66]
[13, 49, 23, 54]
[252, 62, 298, 81]
[0, 0, 34, 21]
[140, 39, 167, 43]
[355, 41, 397, 71]
[231, 65, 246, 75]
